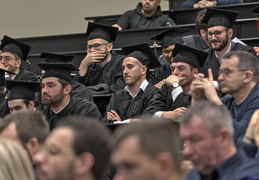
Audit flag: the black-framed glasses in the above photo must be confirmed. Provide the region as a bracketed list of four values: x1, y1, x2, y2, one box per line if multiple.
[218, 68, 247, 77]
[207, 29, 228, 38]
[0, 56, 17, 62]
[87, 43, 109, 50]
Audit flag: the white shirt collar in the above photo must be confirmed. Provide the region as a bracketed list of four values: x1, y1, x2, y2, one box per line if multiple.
[51, 99, 70, 114]
[124, 79, 149, 98]
[215, 42, 232, 64]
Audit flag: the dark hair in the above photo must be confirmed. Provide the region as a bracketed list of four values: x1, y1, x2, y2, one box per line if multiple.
[195, 9, 207, 34]
[110, 120, 182, 174]
[222, 51, 259, 83]
[0, 110, 50, 147]
[57, 78, 73, 96]
[57, 116, 111, 180]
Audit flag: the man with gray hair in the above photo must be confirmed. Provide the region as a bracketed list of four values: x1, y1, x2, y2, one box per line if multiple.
[110, 120, 183, 180]
[191, 51, 259, 142]
[180, 101, 259, 180]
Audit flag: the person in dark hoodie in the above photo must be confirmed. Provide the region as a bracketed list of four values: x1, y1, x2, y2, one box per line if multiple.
[113, 0, 175, 30]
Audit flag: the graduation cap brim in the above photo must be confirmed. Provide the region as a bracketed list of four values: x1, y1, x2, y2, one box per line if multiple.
[86, 22, 118, 42]
[0, 35, 31, 60]
[40, 52, 74, 63]
[6, 80, 41, 92]
[251, 5, 259, 15]
[37, 62, 78, 71]
[122, 43, 161, 69]
[0, 67, 16, 75]
[201, 8, 239, 28]
[172, 43, 208, 68]
[150, 27, 190, 41]
[0, 68, 16, 86]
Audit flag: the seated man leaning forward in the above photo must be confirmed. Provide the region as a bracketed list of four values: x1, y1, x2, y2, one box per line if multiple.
[104, 43, 166, 123]
[191, 51, 259, 143]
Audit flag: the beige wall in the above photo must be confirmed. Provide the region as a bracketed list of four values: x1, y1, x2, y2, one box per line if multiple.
[0, 0, 169, 38]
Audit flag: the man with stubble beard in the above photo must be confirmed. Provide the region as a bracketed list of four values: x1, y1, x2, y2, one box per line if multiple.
[201, 8, 255, 80]
[38, 62, 102, 130]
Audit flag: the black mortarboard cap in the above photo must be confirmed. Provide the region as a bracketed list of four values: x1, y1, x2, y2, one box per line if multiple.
[0, 35, 31, 60]
[38, 62, 78, 84]
[86, 22, 118, 42]
[40, 52, 74, 62]
[172, 43, 208, 68]
[122, 43, 161, 69]
[150, 27, 189, 48]
[6, 80, 41, 101]
[202, 8, 239, 29]
[0, 68, 16, 86]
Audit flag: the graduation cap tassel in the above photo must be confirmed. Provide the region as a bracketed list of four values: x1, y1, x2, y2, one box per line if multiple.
[153, 41, 158, 58]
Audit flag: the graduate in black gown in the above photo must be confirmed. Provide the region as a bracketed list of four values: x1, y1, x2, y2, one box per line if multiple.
[5, 80, 41, 113]
[200, 8, 256, 80]
[40, 52, 93, 102]
[154, 43, 207, 120]
[74, 22, 125, 93]
[0, 35, 38, 81]
[38, 62, 102, 130]
[104, 43, 166, 123]
[148, 27, 188, 88]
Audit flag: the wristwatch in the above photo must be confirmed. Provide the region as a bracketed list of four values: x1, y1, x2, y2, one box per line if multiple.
[172, 82, 179, 88]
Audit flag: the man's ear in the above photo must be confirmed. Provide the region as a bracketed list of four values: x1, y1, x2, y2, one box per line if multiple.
[26, 137, 40, 157]
[75, 152, 95, 176]
[243, 71, 254, 83]
[200, 29, 207, 36]
[63, 85, 72, 95]
[141, 65, 147, 75]
[227, 28, 233, 39]
[156, 152, 175, 180]
[107, 43, 113, 51]
[28, 101, 35, 109]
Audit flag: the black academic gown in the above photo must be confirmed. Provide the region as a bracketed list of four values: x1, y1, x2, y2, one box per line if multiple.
[74, 51, 126, 92]
[43, 96, 102, 130]
[148, 63, 172, 85]
[201, 42, 256, 80]
[14, 68, 39, 81]
[104, 83, 166, 123]
[0, 90, 8, 118]
[72, 81, 93, 102]
[161, 85, 191, 111]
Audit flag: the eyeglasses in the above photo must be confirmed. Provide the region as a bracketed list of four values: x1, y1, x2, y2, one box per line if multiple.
[218, 68, 247, 77]
[207, 29, 228, 38]
[0, 56, 17, 62]
[87, 43, 109, 50]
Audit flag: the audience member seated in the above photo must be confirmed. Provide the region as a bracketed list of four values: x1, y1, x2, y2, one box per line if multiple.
[110, 120, 183, 180]
[34, 116, 110, 180]
[74, 22, 126, 94]
[154, 44, 208, 120]
[180, 0, 242, 9]
[40, 52, 93, 102]
[200, 8, 255, 80]
[191, 51, 259, 142]
[0, 35, 38, 81]
[0, 138, 35, 180]
[149, 27, 188, 88]
[5, 80, 41, 113]
[180, 101, 259, 180]
[113, 0, 176, 30]
[0, 110, 49, 163]
[38, 62, 102, 130]
[183, 9, 210, 51]
[104, 43, 165, 123]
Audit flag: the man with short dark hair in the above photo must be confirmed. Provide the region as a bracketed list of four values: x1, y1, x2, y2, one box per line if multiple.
[0, 110, 49, 162]
[110, 120, 183, 180]
[104, 43, 165, 123]
[201, 8, 255, 80]
[34, 116, 111, 180]
[39, 62, 102, 130]
[113, 0, 175, 30]
[180, 101, 259, 180]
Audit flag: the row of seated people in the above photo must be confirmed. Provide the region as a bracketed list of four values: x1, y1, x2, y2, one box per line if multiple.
[0, 5, 259, 143]
[0, 101, 259, 180]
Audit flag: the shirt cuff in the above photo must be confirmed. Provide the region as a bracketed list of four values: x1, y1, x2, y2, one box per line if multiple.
[153, 111, 164, 119]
